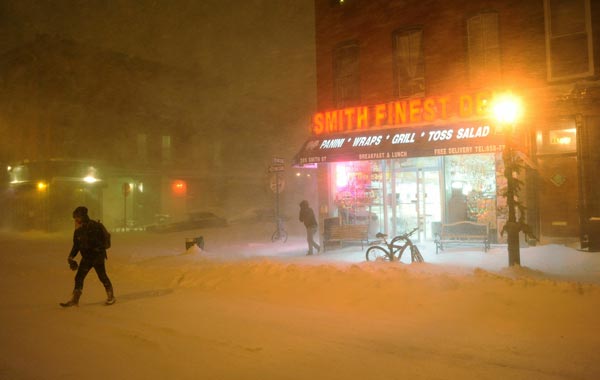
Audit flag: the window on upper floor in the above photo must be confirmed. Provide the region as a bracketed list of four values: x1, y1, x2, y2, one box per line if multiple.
[333, 41, 360, 107]
[393, 28, 425, 98]
[467, 12, 501, 87]
[544, 0, 594, 81]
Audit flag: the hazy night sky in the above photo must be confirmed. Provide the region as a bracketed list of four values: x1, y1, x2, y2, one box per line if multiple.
[0, 0, 317, 151]
[0, 1, 317, 216]
[0, 1, 315, 78]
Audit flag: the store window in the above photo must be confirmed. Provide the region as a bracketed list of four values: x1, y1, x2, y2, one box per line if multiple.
[331, 161, 381, 227]
[544, 0, 594, 81]
[536, 125, 577, 155]
[333, 41, 360, 107]
[330, 156, 498, 240]
[393, 28, 425, 98]
[331, 158, 442, 240]
[467, 12, 500, 86]
[444, 154, 497, 227]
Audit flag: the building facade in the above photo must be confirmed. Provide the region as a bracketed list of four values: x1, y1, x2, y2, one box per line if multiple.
[1, 27, 318, 232]
[0, 36, 220, 231]
[297, 0, 600, 248]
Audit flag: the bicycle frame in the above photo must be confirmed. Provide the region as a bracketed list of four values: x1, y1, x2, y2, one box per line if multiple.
[271, 217, 288, 243]
[366, 227, 423, 262]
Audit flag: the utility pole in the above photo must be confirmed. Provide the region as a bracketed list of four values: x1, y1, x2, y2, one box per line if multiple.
[122, 183, 131, 232]
[503, 142, 521, 266]
[493, 93, 524, 267]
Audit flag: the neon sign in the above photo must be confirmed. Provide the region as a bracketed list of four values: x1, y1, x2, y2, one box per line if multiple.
[312, 91, 494, 135]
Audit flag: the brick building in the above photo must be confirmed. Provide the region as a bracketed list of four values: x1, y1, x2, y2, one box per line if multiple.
[296, 0, 600, 248]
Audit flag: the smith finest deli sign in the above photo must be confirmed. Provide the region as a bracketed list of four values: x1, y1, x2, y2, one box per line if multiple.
[312, 91, 495, 135]
[295, 123, 504, 165]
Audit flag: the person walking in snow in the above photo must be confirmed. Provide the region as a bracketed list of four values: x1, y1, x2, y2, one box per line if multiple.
[299, 200, 320, 255]
[60, 206, 115, 307]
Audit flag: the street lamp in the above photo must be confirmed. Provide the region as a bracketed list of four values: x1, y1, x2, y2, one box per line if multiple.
[492, 93, 523, 266]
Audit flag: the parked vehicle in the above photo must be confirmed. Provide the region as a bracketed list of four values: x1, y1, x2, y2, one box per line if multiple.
[146, 211, 227, 233]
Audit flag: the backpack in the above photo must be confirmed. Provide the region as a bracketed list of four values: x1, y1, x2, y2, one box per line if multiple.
[96, 220, 111, 249]
[85, 220, 111, 250]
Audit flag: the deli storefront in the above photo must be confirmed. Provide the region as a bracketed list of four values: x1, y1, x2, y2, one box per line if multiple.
[295, 91, 531, 244]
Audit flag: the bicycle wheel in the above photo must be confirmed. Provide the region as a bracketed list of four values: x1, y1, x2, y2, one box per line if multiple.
[272, 229, 288, 243]
[366, 246, 391, 262]
[391, 243, 407, 261]
[395, 244, 410, 262]
[271, 230, 280, 242]
[411, 245, 425, 263]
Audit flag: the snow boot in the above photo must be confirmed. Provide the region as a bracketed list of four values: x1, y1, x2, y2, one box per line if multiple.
[105, 286, 116, 305]
[60, 289, 82, 307]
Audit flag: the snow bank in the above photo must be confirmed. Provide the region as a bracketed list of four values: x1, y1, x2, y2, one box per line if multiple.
[1, 227, 600, 380]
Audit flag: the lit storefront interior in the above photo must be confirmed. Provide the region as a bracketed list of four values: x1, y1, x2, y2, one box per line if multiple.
[327, 154, 498, 243]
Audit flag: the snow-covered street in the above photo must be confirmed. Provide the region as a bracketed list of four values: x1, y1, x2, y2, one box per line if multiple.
[1, 224, 600, 380]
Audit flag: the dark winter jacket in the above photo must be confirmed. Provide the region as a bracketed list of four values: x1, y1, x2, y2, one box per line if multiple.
[299, 204, 318, 228]
[69, 219, 107, 260]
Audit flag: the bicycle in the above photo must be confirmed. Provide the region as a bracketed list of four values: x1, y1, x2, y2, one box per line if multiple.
[271, 217, 288, 243]
[365, 227, 425, 263]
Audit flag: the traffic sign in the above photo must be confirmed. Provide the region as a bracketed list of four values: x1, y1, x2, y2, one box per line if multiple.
[268, 164, 285, 173]
[270, 174, 285, 193]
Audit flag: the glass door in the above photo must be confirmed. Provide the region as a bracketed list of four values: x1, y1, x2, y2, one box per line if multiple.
[419, 169, 442, 240]
[394, 170, 419, 235]
[388, 158, 442, 241]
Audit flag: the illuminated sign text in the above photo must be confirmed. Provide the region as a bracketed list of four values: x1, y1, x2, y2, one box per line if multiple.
[312, 91, 493, 135]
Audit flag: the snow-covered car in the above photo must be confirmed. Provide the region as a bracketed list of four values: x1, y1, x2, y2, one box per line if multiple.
[146, 211, 227, 233]
[228, 207, 290, 224]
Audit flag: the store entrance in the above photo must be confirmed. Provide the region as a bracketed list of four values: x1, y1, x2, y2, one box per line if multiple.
[537, 154, 580, 238]
[387, 158, 442, 241]
[330, 155, 498, 244]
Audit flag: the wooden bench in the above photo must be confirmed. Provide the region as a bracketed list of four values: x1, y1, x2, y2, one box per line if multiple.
[324, 223, 369, 251]
[434, 221, 490, 254]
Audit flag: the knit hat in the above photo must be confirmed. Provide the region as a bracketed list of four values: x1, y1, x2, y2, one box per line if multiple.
[72, 206, 88, 218]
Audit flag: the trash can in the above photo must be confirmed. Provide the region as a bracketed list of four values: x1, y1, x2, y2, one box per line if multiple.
[185, 236, 205, 250]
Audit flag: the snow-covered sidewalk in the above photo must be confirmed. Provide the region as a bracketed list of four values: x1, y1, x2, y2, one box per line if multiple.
[167, 223, 600, 283]
[1, 225, 599, 380]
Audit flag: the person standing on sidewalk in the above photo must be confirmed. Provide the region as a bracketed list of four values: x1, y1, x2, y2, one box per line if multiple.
[299, 200, 320, 255]
[60, 206, 115, 307]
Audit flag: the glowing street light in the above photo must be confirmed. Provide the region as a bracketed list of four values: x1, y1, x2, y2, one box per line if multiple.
[83, 166, 100, 184]
[492, 93, 523, 125]
[492, 93, 524, 267]
[83, 175, 98, 184]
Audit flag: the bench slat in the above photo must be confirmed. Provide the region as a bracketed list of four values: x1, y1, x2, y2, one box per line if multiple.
[324, 224, 369, 251]
[435, 221, 489, 254]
